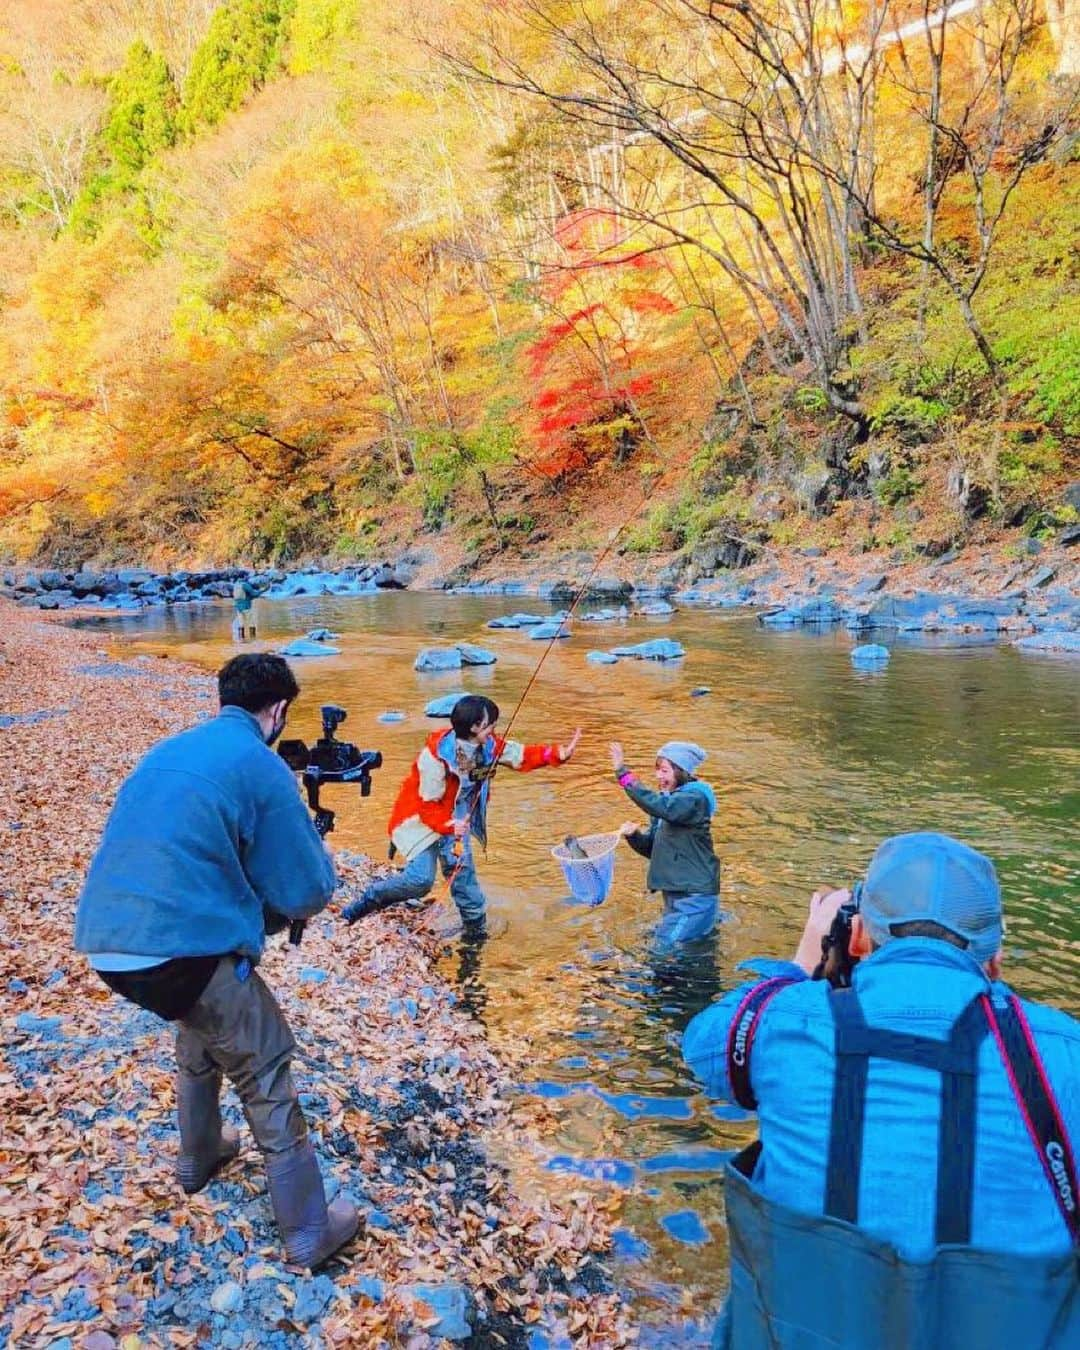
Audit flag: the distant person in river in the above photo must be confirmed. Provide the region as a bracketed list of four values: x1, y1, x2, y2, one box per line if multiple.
[611, 740, 722, 945]
[74, 654, 357, 1271]
[232, 577, 260, 641]
[342, 695, 581, 932]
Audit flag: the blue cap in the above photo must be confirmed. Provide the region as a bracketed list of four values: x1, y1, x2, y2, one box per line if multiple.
[861, 832, 1003, 964]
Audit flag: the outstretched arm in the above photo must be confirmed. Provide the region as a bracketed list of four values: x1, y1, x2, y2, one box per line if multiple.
[496, 728, 582, 772]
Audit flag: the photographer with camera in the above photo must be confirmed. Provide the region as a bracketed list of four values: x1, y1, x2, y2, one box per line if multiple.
[683, 832, 1079, 1349]
[74, 654, 358, 1270]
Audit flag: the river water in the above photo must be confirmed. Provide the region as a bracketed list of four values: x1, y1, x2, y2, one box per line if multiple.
[79, 591, 1079, 1334]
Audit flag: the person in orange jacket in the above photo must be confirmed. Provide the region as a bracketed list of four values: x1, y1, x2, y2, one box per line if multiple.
[342, 695, 581, 930]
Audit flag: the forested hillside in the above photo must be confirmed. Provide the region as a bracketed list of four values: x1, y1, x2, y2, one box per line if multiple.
[0, 0, 1077, 570]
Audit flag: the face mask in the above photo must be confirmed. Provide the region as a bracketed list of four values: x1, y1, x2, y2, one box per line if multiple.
[265, 707, 286, 747]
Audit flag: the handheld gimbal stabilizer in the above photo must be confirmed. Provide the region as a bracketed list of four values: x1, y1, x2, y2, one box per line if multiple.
[275, 704, 382, 945]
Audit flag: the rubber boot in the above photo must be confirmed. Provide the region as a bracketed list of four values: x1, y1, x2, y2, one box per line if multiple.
[175, 1070, 241, 1195]
[341, 889, 405, 924]
[265, 1139, 359, 1269]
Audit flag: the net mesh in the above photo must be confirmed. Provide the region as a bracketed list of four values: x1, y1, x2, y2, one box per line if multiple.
[551, 832, 620, 905]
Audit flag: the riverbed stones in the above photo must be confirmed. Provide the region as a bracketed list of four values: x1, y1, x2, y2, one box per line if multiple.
[1014, 630, 1080, 654]
[424, 693, 468, 716]
[210, 1282, 243, 1315]
[406, 1283, 474, 1340]
[529, 622, 570, 640]
[586, 651, 619, 665]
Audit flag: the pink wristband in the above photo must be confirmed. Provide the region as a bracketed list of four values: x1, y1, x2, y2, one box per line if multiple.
[618, 771, 636, 788]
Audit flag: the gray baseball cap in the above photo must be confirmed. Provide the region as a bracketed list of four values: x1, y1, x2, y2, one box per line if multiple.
[861, 832, 1003, 964]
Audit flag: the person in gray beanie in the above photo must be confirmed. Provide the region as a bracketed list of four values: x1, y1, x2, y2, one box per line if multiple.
[610, 739, 722, 944]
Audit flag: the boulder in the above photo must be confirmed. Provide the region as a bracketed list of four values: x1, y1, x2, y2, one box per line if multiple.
[486, 616, 521, 629]
[637, 600, 675, 615]
[455, 643, 497, 666]
[117, 569, 155, 586]
[424, 693, 468, 717]
[581, 608, 628, 622]
[851, 643, 891, 667]
[38, 569, 69, 590]
[586, 651, 619, 665]
[279, 639, 342, 657]
[759, 608, 800, 628]
[1025, 565, 1058, 590]
[610, 639, 684, 661]
[415, 647, 463, 672]
[528, 622, 570, 640]
[70, 571, 102, 597]
[851, 573, 887, 598]
[306, 628, 340, 641]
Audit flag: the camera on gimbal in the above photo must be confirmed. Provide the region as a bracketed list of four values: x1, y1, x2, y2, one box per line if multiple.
[272, 704, 382, 945]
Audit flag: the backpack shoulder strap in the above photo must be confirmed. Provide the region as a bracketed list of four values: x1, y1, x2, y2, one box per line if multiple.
[727, 976, 802, 1110]
[983, 994, 1080, 1245]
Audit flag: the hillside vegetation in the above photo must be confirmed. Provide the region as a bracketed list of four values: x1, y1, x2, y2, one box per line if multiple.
[0, 0, 1077, 571]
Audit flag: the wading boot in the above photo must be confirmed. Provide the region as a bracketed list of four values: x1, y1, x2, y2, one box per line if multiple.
[175, 1071, 241, 1195]
[341, 890, 404, 924]
[265, 1139, 359, 1269]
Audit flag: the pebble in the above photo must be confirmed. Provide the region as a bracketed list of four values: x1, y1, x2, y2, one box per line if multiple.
[406, 1282, 474, 1340]
[8, 977, 28, 993]
[299, 966, 329, 984]
[210, 1281, 243, 1315]
[293, 1274, 337, 1323]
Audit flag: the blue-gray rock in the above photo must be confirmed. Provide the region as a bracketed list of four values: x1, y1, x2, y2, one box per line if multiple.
[279, 639, 342, 658]
[414, 647, 463, 672]
[851, 573, 887, 598]
[509, 612, 549, 625]
[455, 643, 497, 665]
[1060, 523, 1080, 547]
[1014, 631, 1080, 654]
[355, 1276, 385, 1303]
[377, 710, 407, 723]
[529, 622, 570, 640]
[759, 608, 800, 628]
[118, 569, 155, 586]
[486, 616, 521, 629]
[16, 1013, 64, 1038]
[797, 597, 844, 624]
[1026, 565, 1058, 590]
[293, 1275, 337, 1324]
[407, 1282, 474, 1340]
[580, 608, 628, 622]
[851, 643, 890, 667]
[365, 1207, 394, 1230]
[637, 601, 675, 615]
[690, 686, 711, 697]
[424, 692, 467, 717]
[8, 978, 28, 994]
[306, 627, 340, 641]
[299, 967, 328, 985]
[210, 1281, 244, 1315]
[586, 651, 619, 665]
[609, 639, 685, 660]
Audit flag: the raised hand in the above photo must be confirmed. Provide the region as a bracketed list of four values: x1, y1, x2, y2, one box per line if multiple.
[610, 741, 626, 772]
[559, 727, 583, 761]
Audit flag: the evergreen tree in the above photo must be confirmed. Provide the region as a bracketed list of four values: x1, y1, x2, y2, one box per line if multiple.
[104, 41, 178, 178]
[179, 0, 294, 135]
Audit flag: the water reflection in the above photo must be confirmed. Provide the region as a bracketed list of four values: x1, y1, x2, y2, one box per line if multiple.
[74, 589, 1080, 1326]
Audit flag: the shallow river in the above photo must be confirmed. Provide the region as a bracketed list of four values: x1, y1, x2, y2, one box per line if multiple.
[80, 591, 1079, 1333]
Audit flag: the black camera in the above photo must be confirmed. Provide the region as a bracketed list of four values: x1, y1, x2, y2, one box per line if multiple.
[273, 704, 382, 944]
[812, 882, 863, 988]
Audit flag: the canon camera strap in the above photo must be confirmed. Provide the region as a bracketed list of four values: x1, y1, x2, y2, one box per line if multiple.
[983, 994, 1080, 1246]
[726, 976, 801, 1110]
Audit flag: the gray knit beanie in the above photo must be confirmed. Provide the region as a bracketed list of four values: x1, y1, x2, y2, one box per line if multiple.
[656, 741, 707, 776]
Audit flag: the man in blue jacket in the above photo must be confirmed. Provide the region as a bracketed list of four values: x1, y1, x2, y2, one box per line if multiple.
[74, 654, 356, 1270]
[683, 832, 1079, 1349]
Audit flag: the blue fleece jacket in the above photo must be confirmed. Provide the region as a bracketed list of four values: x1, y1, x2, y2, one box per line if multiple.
[74, 706, 336, 961]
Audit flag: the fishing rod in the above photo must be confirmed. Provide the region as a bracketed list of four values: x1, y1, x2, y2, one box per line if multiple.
[425, 400, 680, 916]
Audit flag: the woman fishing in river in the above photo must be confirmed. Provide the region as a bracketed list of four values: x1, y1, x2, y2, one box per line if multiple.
[611, 740, 722, 946]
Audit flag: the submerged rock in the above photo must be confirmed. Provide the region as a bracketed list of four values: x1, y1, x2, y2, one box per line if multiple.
[424, 692, 468, 716]
[306, 627, 340, 641]
[529, 622, 570, 640]
[586, 651, 619, 665]
[637, 600, 675, 616]
[610, 639, 685, 661]
[1014, 630, 1080, 654]
[279, 639, 342, 658]
[414, 647, 463, 672]
[377, 710, 407, 723]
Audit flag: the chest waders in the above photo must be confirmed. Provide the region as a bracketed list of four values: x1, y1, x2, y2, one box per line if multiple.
[717, 986, 1080, 1350]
